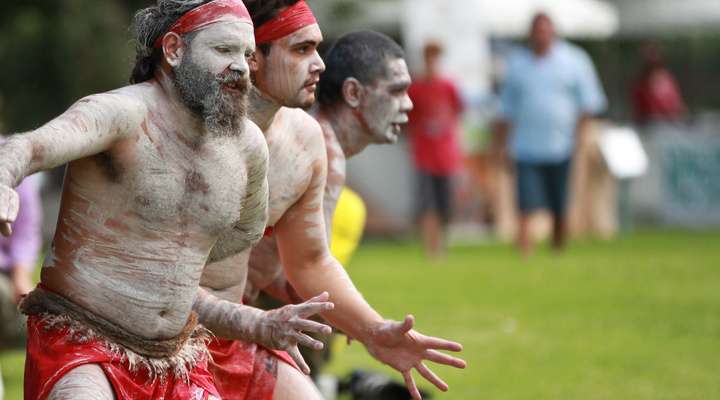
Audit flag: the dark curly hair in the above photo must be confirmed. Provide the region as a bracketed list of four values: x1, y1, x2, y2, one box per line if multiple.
[317, 31, 405, 107]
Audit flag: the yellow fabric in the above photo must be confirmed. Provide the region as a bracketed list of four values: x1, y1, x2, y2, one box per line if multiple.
[330, 187, 367, 266]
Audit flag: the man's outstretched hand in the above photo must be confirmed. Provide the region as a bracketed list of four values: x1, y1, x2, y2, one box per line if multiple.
[255, 292, 335, 375]
[364, 315, 466, 400]
[0, 184, 19, 237]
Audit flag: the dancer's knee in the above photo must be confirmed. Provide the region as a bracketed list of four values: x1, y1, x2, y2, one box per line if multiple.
[47, 364, 115, 400]
[273, 361, 323, 400]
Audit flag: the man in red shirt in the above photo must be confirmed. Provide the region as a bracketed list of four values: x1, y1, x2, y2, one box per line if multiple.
[408, 42, 464, 260]
[632, 43, 686, 126]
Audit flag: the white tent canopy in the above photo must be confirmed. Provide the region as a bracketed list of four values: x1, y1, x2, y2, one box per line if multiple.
[611, 0, 720, 36]
[311, 0, 619, 40]
[476, 0, 619, 39]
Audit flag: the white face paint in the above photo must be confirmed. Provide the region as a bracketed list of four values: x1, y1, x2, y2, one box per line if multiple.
[358, 58, 413, 144]
[251, 24, 325, 108]
[170, 20, 256, 136]
[184, 19, 255, 82]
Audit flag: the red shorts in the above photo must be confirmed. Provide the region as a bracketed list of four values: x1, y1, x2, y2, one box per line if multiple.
[24, 315, 220, 400]
[208, 338, 299, 400]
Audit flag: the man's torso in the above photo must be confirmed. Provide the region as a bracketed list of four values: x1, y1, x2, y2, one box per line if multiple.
[203, 108, 322, 303]
[503, 41, 600, 162]
[41, 82, 269, 339]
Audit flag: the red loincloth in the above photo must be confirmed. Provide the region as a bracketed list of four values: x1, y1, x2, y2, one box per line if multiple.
[208, 338, 300, 400]
[24, 315, 220, 400]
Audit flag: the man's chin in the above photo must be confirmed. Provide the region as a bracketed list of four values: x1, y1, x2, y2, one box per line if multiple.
[373, 131, 398, 144]
[290, 93, 316, 109]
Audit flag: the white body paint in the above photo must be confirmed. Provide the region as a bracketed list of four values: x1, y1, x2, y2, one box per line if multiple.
[0, 21, 268, 342]
[38, 82, 268, 340]
[242, 57, 414, 302]
[196, 19, 465, 400]
[47, 365, 114, 400]
[202, 107, 319, 302]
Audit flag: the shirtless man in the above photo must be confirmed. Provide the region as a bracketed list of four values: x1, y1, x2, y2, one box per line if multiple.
[248, 30, 415, 304]
[247, 28, 419, 383]
[0, 1, 331, 398]
[199, 2, 466, 399]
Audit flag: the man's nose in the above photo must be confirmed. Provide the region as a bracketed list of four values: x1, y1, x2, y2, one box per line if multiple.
[229, 59, 249, 76]
[402, 94, 414, 113]
[310, 51, 325, 74]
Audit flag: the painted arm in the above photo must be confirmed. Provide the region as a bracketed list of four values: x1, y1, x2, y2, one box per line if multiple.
[198, 130, 333, 373]
[244, 162, 343, 305]
[0, 94, 133, 236]
[275, 138, 466, 399]
[244, 236, 289, 303]
[193, 287, 332, 374]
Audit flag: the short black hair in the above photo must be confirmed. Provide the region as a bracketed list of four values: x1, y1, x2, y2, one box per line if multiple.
[531, 12, 553, 28]
[130, 0, 213, 84]
[317, 31, 405, 107]
[244, 0, 301, 55]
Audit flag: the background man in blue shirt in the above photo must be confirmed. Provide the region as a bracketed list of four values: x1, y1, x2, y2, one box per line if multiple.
[494, 12, 606, 256]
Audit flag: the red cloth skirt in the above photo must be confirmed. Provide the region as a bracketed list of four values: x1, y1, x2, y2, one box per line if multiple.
[208, 338, 299, 400]
[24, 315, 220, 400]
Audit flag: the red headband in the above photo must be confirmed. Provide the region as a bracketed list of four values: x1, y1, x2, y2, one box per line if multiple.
[153, 0, 252, 48]
[254, 1, 318, 45]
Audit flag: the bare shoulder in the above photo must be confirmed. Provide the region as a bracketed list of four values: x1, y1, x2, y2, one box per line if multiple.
[279, 107, 325, 154]
[243, 119, 270, 163]
[91, 83, 151, 110]
[72, 84, 152, 130]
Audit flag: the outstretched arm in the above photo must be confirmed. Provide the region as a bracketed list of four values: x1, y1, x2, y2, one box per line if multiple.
[244, 170, 343, 305]
[275, 125, 465, 399]
[0, 93, 135, 235]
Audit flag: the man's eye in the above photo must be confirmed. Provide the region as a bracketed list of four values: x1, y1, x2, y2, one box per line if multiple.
[215, 47, 231, 54]
[296, 46, 310, 54]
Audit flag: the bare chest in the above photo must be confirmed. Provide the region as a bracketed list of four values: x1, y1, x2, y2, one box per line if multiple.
[110, 126, 259, 236]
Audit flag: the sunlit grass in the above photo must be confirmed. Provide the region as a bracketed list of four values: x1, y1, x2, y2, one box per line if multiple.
[2, 230, 719, 399]
[325, 230, 720, 399]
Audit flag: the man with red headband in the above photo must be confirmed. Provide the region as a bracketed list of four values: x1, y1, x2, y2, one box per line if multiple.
[0, 1, 332, 399]
[199, 2, 466, 400]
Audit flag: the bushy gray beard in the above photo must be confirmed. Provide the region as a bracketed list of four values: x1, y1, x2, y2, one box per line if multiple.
[173, 51, 250, 137]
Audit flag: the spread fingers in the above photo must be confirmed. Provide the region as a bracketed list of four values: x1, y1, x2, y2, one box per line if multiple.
[291, 318, 332, 336]
[292, 332, 325, 351]
[425, 349, 467, 369]
[416, 363, 448, 392]
[287, 346, 311, 375]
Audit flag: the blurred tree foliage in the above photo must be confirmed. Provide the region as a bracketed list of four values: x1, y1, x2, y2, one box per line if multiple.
[0, 0, 150, 132]
[2, 1, 718, 132]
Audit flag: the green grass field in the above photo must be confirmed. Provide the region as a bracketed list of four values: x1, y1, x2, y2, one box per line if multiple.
[2, 230, 719, 399]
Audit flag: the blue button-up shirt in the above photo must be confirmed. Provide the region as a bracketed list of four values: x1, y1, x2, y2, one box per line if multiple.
[499, 40, 606, 162]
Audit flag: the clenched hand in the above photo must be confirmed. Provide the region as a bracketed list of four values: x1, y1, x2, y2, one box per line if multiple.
[0, 184, 19, 236]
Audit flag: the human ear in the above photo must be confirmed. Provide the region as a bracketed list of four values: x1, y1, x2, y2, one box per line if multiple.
[161, 33, 185, 67]
[342, 78, 364, 108]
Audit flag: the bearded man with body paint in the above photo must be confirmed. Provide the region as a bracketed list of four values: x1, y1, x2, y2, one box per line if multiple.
[198, 2, 466, 399]
[0, 1, 334, 399]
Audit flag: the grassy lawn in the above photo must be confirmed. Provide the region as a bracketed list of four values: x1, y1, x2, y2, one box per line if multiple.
[2, 230, 719, 399]
[325, 230, 720, 399]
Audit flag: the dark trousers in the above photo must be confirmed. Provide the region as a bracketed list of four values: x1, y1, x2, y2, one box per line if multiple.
[515, 159, 572, 217]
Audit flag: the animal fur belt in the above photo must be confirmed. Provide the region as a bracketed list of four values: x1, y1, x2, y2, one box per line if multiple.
[20, 286, 199, 359]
